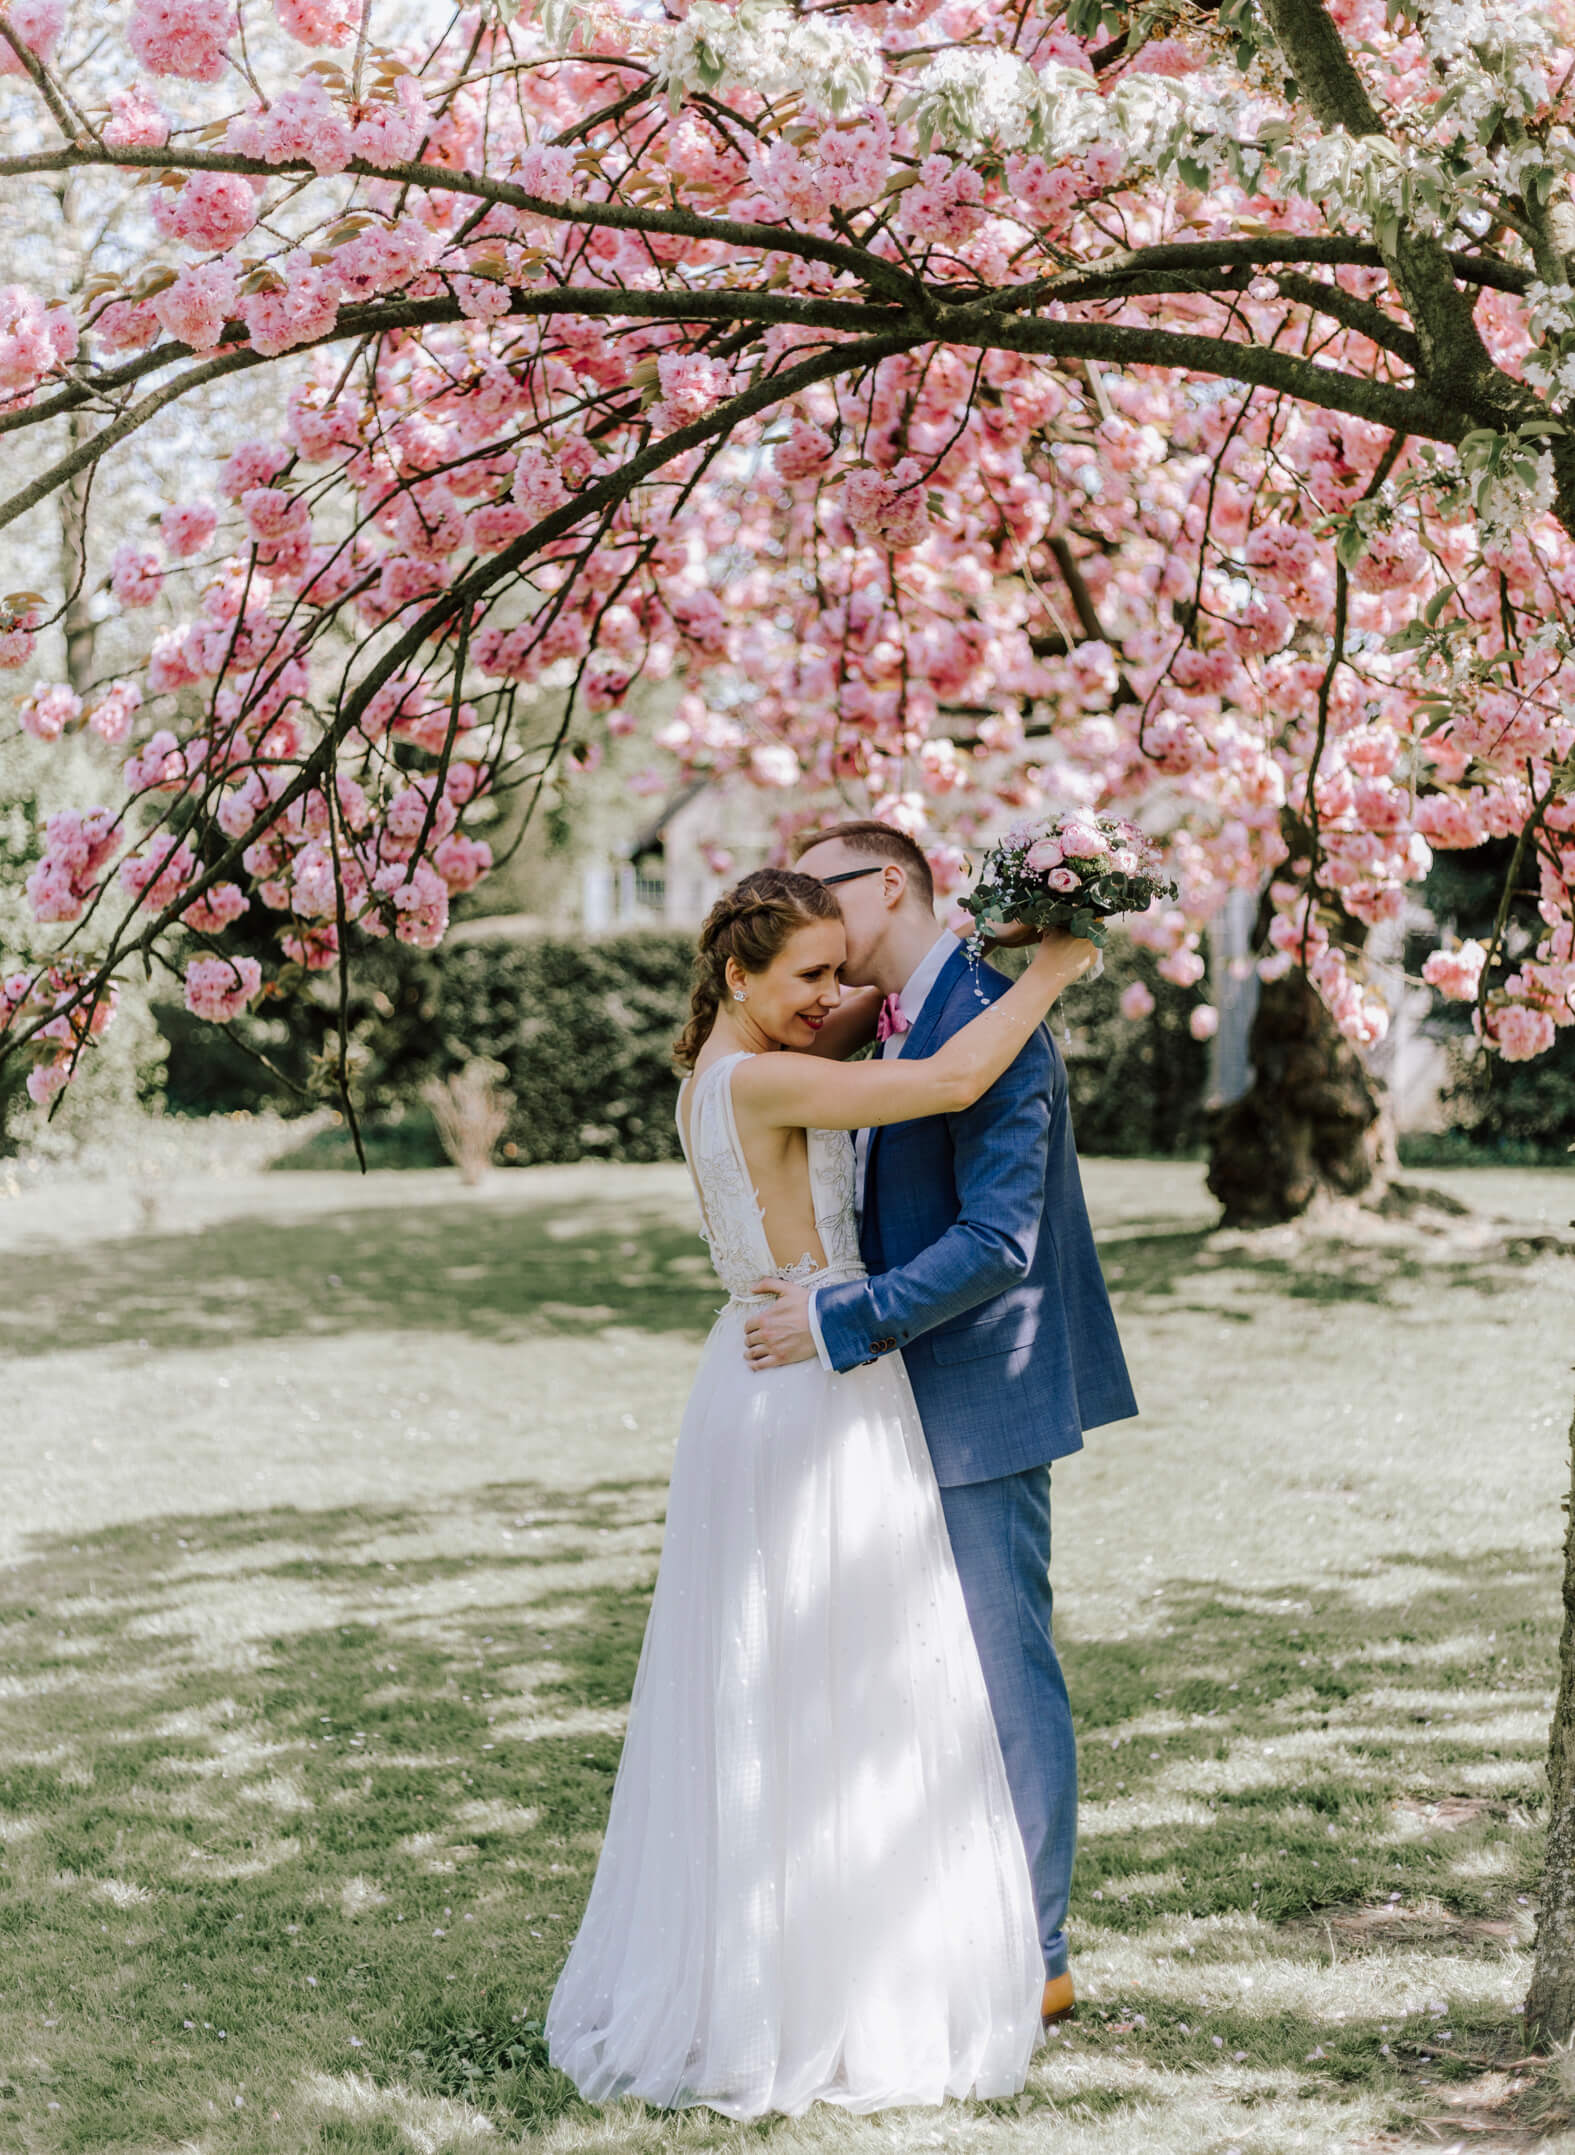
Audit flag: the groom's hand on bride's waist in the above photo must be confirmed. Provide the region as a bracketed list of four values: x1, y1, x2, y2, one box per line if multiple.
[744, 1279, 817, 1368]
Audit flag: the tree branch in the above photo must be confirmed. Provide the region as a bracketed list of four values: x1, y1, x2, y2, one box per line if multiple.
[17, 327, 922, 1037]
[936, 310, 1469, 441]
[996, 235, 1531, 309]
[0, 141, 927, 306]
[1270, 270, 1421, 370]
[2, 274, 1478, 539]
[1256, 0, 1506, 410]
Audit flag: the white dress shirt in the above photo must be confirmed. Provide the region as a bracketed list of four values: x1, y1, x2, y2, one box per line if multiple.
[806, 931, 956, 1372]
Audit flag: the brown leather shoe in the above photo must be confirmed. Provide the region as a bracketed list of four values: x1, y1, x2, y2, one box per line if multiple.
[1041, 1972, 1076, 2025]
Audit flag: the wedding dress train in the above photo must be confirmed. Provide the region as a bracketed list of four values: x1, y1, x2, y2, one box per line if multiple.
[544, 1051, 1042, 2117]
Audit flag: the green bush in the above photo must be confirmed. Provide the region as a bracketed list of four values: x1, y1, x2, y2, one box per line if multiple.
[157, 924, 1210, 1167]
[160, 931, 696, 1167]
[1017, 935, 1211, 1157]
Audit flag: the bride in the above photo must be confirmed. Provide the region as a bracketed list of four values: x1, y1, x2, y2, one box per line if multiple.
[545, 866, 1096, 2118]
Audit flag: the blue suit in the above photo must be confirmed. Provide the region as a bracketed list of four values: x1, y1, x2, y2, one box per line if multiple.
[814, 942, 1138, 1977]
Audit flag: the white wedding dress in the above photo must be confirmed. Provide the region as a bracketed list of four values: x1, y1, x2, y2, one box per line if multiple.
[544, 1050, 1042, 2117]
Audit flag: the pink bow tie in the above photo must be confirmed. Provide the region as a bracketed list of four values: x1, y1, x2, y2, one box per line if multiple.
[875, 993, 909, 1044]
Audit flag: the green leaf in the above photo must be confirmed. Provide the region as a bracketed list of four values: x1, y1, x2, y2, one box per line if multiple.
[1335, 521, 1369, 570]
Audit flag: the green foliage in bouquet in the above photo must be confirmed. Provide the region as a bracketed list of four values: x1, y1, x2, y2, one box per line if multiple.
[959, 828, 1178, 950]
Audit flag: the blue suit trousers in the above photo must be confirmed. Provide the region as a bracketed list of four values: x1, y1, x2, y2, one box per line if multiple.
[938, 1466, 1075, 1980]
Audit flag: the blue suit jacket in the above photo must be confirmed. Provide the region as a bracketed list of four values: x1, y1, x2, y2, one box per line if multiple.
[815, 943, 1138, 1487]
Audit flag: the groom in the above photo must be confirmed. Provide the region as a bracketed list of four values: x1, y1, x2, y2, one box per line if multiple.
[744, 819, 1138, 2023]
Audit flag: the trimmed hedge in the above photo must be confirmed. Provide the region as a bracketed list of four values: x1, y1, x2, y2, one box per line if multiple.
[157, 926, 1210, 1165]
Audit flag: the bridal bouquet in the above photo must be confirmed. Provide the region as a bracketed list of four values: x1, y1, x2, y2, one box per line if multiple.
[959, 814, 1177, 957]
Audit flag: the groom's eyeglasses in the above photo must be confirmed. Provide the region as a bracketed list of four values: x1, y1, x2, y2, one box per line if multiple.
[817, 866, 884, 888]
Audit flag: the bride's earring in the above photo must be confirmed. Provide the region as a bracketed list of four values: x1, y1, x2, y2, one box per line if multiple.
[733, 989, 746, 1002]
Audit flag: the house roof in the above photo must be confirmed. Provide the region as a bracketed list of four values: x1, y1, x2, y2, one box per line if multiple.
[624, 775, 711, 860]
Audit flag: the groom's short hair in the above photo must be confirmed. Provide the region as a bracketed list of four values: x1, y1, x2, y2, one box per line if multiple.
[793, 819, 935, 908]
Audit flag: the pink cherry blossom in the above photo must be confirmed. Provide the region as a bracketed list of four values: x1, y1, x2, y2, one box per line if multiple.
[1489, 1003, 1558, 1061]
[118, 834, 197, 912]
[274, 0, 362, 44]
[161, 500, 218, 558]
[843, 460, 930, 549]
[0, 285, 74, 396]
[87, 682, 143, 745]
[0, 604, 39, 670]
[26, 1060, 70, 1107]
[511, 444, 568, 519]
[432, 831, 492, 891]
[123, 729, 201, 793]
[370, 859, 449, 947]
[253, 78, 353, 174]
[241, 261, 339, 356]
[1421, 940, 1486, 1001]
[152, 259, 238, 351]
[110, 543, 163, 609]
[1158, 947, 1206, 988]
[183, 953, 263, 1020]
[151, 170, 259, 251]
[774, 420, 834, 483]
[182, 881, 249, 932]
[219, 440, 290, 500]
[127, 0, 236, 81]
[0, 0, 62, 74]
[103, 83, 170, 148]
[348, 78, 428, 167]
[655, 352, 732, 427]
[19, 683, 81, 742]
[899, 155, 985, 246]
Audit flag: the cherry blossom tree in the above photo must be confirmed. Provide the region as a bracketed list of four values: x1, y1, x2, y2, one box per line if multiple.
[2, 0, 1575, 2023]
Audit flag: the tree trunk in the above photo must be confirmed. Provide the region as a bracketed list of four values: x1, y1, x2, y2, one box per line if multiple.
[1526, 1395, 1575, 2044]
[1205, 962, 1388, 1226]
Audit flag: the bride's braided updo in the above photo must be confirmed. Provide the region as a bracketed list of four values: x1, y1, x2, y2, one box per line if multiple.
[673, 867, 842, 1070]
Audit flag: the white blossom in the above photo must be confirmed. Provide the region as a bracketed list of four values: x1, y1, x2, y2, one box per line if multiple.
[655, 0, 881, 119]
[909, 46, 1046, 153]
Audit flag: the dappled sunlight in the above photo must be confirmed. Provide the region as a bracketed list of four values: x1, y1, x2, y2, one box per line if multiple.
[299, 2068, 498, 2151]
[0, 1466, 1556, 2148]
[0, 1184, 721, 1360]
[0, 1158, 1570, 2148]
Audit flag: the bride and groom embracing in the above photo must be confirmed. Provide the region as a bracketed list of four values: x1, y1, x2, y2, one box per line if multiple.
[545, 818, 1139, 2118]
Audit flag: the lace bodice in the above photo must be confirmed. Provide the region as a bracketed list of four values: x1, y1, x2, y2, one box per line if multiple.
[675, 1051, 864, 1302]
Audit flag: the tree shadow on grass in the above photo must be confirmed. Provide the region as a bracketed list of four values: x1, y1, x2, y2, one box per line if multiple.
[1098, 1219, 1570, 1310]
[8, 1183, 1562, 1366]
[0, 1191, 721, 1358]
[0, 1484, 1560, 2151]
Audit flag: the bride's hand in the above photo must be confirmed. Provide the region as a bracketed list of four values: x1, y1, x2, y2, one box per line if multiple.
[1033, 927, 1101, 979]
[980, 917, 1039, 951]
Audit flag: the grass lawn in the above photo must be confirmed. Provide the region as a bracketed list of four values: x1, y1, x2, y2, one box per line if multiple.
[3, 1148, 1574, 2154]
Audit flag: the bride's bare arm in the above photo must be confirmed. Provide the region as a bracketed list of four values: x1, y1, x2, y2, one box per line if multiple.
[734, 932, 1096, 1132]
[801, 983, 882, 1061]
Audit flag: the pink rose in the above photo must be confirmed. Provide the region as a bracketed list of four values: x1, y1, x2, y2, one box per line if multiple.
[1046, 866, 1080, 893]
[1058, 821, 1103, 858]
[1120, 980, 1155, 1021]
[1025, 837, 1064, 872]
[1189, 1004, 1219, 1041]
